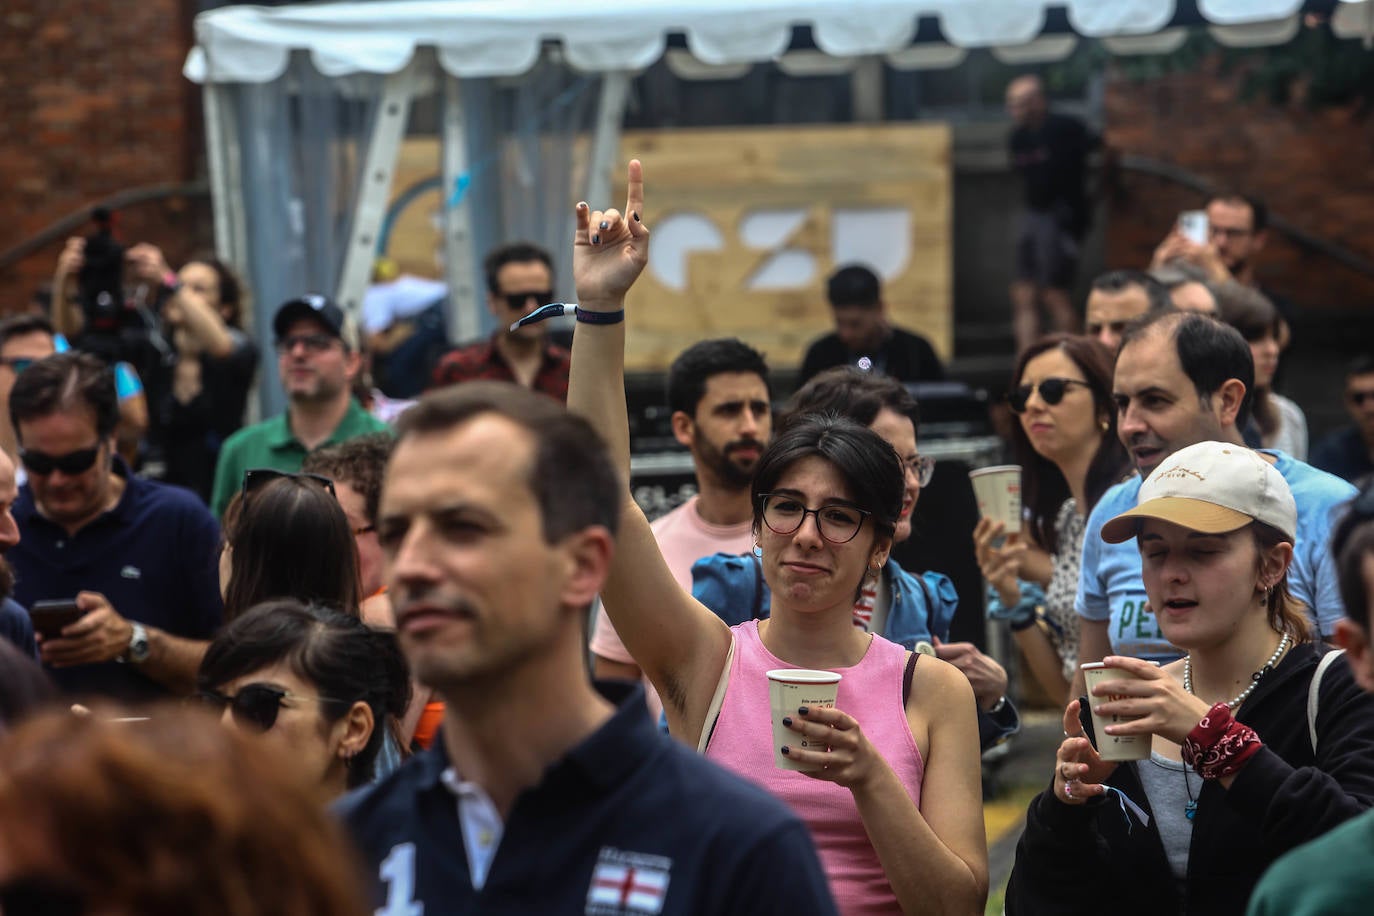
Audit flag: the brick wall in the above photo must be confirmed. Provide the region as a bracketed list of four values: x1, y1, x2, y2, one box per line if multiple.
[0, 1, 212, 313]
[1103, 51, 1374, 322]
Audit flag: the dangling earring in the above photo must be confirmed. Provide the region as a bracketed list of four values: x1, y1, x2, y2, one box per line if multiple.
[752, 544, 763, 559]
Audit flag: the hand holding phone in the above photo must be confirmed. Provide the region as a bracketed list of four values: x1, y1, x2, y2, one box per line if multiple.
[29, 599, 85, 640]
[1177, 210, 1209, 246]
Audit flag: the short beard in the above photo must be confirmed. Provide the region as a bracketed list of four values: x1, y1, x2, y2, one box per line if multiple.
[694, 431, 757, 491]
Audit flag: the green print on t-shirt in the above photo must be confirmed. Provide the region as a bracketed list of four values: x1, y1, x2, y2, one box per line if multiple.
[1116, 599, 1162, 642]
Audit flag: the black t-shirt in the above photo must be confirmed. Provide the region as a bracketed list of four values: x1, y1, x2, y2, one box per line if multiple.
[1009, 112, 1096, 237]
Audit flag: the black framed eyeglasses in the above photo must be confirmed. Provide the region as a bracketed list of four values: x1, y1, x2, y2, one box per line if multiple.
[759, 493, 871, 544]
[274, 333, 338, 354]
[19, 444, 102, 477]
[241, 468, 336, 498]
[1008, 377, 1093, 414]
[502, 290, 554, 311]
[905, 454, 936, 487]
[197, 683, 344, 732]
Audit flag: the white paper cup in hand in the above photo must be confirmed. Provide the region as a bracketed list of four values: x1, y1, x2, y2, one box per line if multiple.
[767, 669, 841, 771]
[1080, 661, 1161, 762]
[969, 465, 1022, 532]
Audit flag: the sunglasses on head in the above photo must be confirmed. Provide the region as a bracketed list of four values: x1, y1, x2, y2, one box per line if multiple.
[198, 683, 342, 732]
[19, 445, 101, 477]
[0, 356, 36, 375]
[241, 468, 336, 498]
[502, 290, 554, 311]
[1007, 377, 1092, 414]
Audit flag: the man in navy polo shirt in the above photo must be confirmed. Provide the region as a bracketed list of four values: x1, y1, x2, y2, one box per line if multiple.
[9, 352, 222, 700]
[339, 382, 835, 915]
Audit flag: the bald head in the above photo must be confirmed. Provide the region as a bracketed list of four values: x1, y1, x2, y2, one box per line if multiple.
[1170, 280, 1218, 316]
[1006, 75, 1046, 126]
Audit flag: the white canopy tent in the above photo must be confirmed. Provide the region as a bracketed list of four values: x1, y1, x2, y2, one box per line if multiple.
[184, 0, 1373, 412]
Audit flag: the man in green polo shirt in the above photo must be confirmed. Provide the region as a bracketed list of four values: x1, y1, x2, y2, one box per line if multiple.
[209, 295, 390, 517]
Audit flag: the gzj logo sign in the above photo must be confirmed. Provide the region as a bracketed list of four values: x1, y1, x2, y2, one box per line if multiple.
[647, 208, 911, 292]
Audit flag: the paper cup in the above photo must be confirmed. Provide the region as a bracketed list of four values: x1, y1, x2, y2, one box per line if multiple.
[969, 465, 1022, 532]
[1080, 661, 1161, 761]
[767, 669, 841, 771]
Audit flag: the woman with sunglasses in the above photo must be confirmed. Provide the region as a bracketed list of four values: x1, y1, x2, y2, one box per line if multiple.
[219, 471, 362, 622]
[693, 367, 1018, 750]
[567, 164, 987, 914]
[976, 334, 1129, 701]
[1006, 442, 1374, 916]
[198, 599, 411, 798]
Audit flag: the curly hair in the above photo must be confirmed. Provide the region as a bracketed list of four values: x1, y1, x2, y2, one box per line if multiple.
[0, 707, 370, 916]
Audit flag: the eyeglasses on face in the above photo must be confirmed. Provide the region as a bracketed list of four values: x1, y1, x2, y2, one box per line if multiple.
[758, 493, 871, 544]
[274, 333, 338, 354]
[241, 468, 337, 498]
[502, 290, 554, 311]
[1008, 377, 1092, 414]
[905, 454, 936, 488]
[19, 444, 101, 477]
[197, 683, 343, 732]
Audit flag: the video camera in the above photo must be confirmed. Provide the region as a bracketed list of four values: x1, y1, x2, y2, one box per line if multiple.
[76, 207, 127, 337]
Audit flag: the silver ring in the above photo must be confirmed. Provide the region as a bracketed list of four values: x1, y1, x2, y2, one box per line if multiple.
[1064, 781, 1074, 798]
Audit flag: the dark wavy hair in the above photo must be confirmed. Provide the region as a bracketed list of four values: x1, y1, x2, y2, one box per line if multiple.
[1334, 487, 1374, 628]
[750, 412, 904, 546]
[1010, 334, 1131, 553]
[666, 338, 771, 417]
[198, 600, 411, 789]
[222, 477, 362, 622]
[10, 351, 119, 442]
[185, 255, 246, 327]
[781, 366, 919, 433]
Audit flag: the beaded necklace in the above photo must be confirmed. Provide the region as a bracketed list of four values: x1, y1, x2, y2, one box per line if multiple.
[1177, 632, 1291, 820]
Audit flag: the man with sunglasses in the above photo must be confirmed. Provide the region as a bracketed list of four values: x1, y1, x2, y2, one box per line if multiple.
[428, 242, 571, 402]
[1312, 355, 1374, 485]
[1073, 311, 1355, 693]
[209, 295, 389, 518]
[341, 381, 834, 914]
[9, 352, 223, 701]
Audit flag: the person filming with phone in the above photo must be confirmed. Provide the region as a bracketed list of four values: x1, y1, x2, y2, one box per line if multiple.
[9, 352, 223, 701]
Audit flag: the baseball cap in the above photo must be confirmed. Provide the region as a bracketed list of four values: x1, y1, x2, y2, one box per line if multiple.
[1101, 441, 1297, 544]
[273, 294, 360, 352]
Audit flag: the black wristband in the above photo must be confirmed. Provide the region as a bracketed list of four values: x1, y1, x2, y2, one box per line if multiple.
[1009, 612, 1041, 633]
[574, 307, 625, 325]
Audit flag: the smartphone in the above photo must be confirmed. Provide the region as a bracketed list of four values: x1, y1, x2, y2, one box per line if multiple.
[29, 599, 84, 640]
[1178, 210, 1209, 246]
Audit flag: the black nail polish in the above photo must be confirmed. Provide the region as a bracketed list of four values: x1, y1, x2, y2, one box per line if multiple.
[591, 234, 599, 245]
[633, 211, 640, 222]
[599, 220, 609, 231]
[798, 706, 809, 716]
[782, 716, 792, 727]
[781, 746, 790, 756]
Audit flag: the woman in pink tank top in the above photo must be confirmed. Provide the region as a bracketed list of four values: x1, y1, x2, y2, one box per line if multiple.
[565, 163, 989, 915]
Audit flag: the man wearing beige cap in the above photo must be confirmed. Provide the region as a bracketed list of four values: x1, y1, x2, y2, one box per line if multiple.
[1074, 310, 1355, 688]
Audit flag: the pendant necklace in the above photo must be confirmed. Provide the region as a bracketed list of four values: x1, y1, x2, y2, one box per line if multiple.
[1178, 631, 1291, 820]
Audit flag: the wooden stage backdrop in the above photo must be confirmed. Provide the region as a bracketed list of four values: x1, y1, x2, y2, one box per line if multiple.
[613, 124, 951, 373]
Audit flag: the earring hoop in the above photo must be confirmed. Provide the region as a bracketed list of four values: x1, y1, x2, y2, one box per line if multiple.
[752, 544, 763, 559]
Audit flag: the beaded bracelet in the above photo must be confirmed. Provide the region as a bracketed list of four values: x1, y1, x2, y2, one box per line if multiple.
[1182, 702, 1264, 780]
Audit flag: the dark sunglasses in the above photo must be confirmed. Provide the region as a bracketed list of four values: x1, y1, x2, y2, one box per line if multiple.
[1008, 377, 1093, 414]
[274, 333, 339, 354]
[502, 290, 554, 311]
[0, 356, 36, 375]
[241, 468, 336, 498]
[198, 683, 343, 732]
[1349, 390, 1374, 407]
[19, 445, 101, 477]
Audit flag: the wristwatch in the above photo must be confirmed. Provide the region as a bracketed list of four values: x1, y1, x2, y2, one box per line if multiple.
[985, 695, 1008, 715]
[120, 622, 151, 665]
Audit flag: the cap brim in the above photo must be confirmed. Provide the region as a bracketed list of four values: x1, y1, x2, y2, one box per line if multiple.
[1101, 496, 1254, 544]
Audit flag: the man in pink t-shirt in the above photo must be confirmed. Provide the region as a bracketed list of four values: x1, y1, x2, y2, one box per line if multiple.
[590, 339, 771, 717]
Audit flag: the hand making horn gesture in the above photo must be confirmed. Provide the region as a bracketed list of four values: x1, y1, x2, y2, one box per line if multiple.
[573, 158, 650, 311]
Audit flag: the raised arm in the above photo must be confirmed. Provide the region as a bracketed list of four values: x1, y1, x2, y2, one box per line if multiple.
[566, 160, 731, 741]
